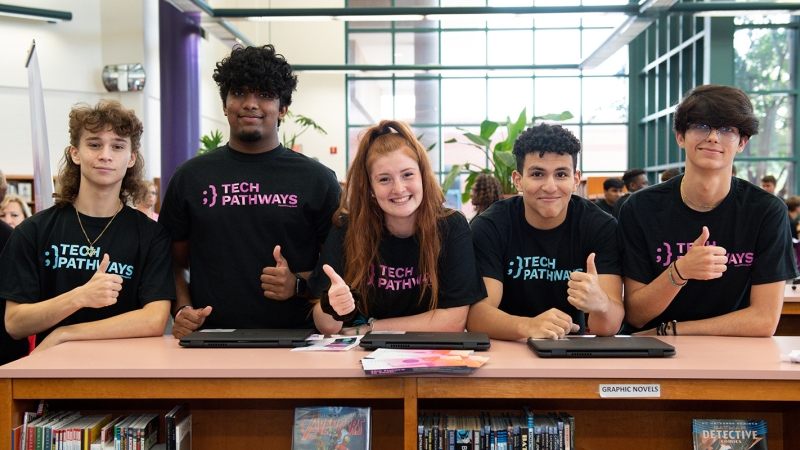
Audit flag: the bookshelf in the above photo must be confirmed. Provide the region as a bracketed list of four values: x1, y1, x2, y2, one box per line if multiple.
[4, 175, 36, 213]
[2, 336, 800, 450]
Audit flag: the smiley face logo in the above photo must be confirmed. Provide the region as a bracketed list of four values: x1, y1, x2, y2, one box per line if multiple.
[655, 242, 672, 266]
[45, 245, 59, 268]
[507, 256, 524, 279]
[202, 185, 217, 207]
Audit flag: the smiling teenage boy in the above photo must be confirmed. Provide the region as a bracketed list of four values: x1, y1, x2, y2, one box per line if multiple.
[467, 123, 624, 340]
[159, 45, 341, 337]
[618, 85, 797, 336]
[0, 100, 175, 354]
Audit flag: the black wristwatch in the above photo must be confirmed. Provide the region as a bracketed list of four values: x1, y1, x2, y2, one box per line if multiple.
[295, 273, 308, 296]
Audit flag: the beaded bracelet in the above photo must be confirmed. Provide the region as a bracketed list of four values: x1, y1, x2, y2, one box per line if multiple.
[668, 262, 688, 288]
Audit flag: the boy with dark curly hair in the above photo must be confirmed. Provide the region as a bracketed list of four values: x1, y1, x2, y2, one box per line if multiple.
[160, 45, 341, 337]
[618, 85, 797, 336]
[0, 100, 175, 357]
[467, 123, 624, 340]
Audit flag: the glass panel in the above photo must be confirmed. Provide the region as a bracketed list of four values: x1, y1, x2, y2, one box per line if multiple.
[734, 28, 794, 92]
[411, 126, 441, 173]
[348, 79, 393, 125]
[442, 78, 487, 124]
[582, 45, 628, 76]
[348, 126, 369, 165]
[443, 126, 489, 168]
[349, 33, 393, 65]
[441, 31, 487, 66]
[744, 94, 794, 158]
[488, 78, 533, 122]
[734, 161, 795, 197]
[734, 15, 791, 26]
[487, 0, 533, 29]
[582, 14, 627, 29]
[580, 125, 628, 173]
[582, 77, 628, 123]
[346, 0, 392, 29]
[395, 79, 440, 124]
[535, 30, 581, 65]
[534, 77, 580, 121]
[394, 32, 439, 65]
[488, 30, 533, 66]
[440, 0, 486, 29]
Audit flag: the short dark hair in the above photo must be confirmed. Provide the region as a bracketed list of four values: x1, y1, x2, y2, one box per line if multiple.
[603, 177, 624, 191]
[622, 168, 645, 189]
[213, 45, 298, 113]
[673, 84, 759, 139]
[786, 196, 800, 212]
[660, 168, 681, 182]
[512, 123, 580, 173]
[762, 175, 777, 184]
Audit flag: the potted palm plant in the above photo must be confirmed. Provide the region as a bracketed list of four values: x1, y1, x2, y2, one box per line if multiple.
[441, 108, 573, 203]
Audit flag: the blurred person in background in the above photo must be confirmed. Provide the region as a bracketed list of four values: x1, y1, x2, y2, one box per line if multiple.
[1, 194, 32, 228]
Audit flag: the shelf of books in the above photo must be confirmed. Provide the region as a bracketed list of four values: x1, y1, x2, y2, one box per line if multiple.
[2, 335, 800, 450]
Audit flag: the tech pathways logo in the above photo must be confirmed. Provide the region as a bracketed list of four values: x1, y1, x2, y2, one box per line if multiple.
[45, 244, 134, 279]
[654, 241, 753, 267]
[201, 181, 297, 208]
[366, 264, 429, 291]
[506, 255, 582, 281]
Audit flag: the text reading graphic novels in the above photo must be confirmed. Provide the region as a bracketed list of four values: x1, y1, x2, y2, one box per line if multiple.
[654, 241, 753, 268]
[201, 182, 298, 208]
[692, 419, 768, 450]
[507, 255, 582, 282]
[45, 244, 134, 279]
[292, 406, 372, 450]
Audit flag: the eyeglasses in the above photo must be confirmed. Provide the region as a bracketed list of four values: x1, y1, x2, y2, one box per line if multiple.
[686, 123, 740, 143]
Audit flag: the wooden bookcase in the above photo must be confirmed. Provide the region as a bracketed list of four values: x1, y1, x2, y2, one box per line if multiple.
[2, 336, 800, 450]
[4, 175, 36, 213]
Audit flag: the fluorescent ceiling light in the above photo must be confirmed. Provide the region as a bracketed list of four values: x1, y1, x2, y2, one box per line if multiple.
[0, 4, 71, 23]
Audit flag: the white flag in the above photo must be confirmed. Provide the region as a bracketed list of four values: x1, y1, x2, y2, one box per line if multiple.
[26, 40, 55, 211]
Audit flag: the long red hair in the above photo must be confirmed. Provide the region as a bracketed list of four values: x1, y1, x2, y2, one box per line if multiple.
[336, 120, 451, 316]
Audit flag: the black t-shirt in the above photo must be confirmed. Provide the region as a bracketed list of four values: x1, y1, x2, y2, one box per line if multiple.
[159, 144, 342, 329]
[308, 212, 487, 321]
[0, 220, 28, 366]
[594, 198, 613, 216]
[612, 193, 630, 218]
[0, 205, 176, 345]
[471, 195, 622, 333]
[618, 175, 799, 332]
[791, 217, 799, 240]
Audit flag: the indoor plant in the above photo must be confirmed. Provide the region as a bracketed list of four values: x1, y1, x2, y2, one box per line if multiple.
[441, 108, 573, 203]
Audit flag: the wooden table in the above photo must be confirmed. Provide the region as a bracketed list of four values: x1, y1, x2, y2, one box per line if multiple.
[2, 335, 800, 450]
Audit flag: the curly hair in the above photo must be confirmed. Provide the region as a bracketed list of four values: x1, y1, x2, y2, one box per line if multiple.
[512, 123, 580, 172]
[213, 44, 298, 120]
[471, 174, 504, 215]
[673, 84, 759, 139]
[54, 100, 145, 208]
[336, 120, 452, 317]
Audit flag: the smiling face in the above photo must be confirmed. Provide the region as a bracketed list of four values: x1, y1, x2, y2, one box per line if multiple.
[677, 125, 748, 174]
[70, 128, 136, 192]
[223, 87, 287, 152]
[512, 152, 580, 230]
[369, 148, 423, 237]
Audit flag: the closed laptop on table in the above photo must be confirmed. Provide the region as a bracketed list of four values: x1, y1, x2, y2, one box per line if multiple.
[179, 329, 313, 348]
[527, 336, 675, 358]
[359, 331, 491, 350]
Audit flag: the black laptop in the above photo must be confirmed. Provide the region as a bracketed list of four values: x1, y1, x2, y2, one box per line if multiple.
[359, 331, 491, 351]
[527, 336, 675, 358]
[178, 329, 314, 348]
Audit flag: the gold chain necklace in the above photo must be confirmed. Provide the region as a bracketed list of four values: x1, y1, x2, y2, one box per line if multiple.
[75, 201, 123, 257]
[680, 177, 719, 210]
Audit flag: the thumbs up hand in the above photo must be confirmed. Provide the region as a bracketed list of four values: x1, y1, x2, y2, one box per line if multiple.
[673, 226, 728, 281]
[567, 253, 608, 313]
[322, 264, 356, 317]
[261, 245, 295, 300]
[79, 253, 123, 309]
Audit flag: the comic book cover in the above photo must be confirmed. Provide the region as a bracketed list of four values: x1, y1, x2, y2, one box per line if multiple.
[692, 419, 768, 450]
[292, 406, 372, 450]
